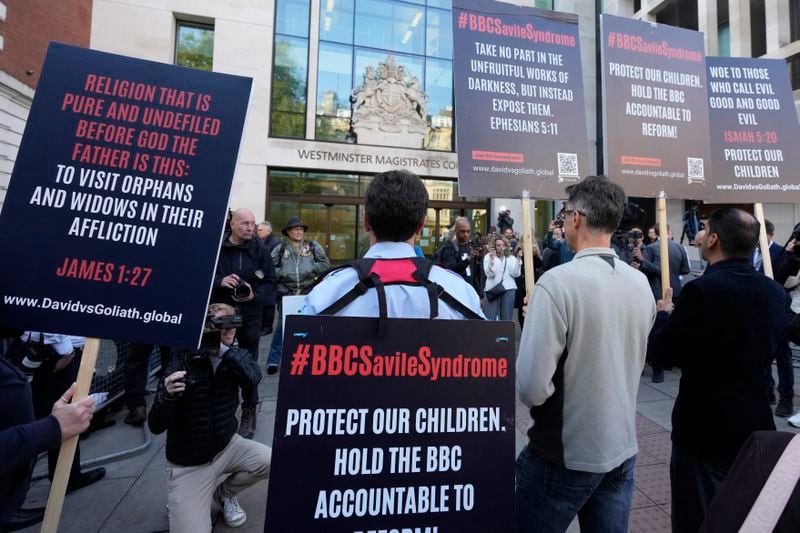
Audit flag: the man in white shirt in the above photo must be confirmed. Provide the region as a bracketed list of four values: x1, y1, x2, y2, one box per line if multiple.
[304, 170, 483, 320]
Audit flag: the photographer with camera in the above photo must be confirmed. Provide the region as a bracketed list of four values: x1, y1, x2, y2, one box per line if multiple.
[212, 208, 276, 439]
[148, 304, 271, 531]
[544, 213, 575, 266]
[435, 217, 483, 296]
[614, 226, 645, 268]
[497, 209, 514, 234]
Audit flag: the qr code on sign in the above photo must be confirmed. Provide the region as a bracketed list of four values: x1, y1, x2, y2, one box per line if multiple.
[558, 153, 579, 178]
[688, 157, 704, 180]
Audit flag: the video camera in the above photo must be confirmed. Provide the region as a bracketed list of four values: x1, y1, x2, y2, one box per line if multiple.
[175, 312, 243, 397]
[200, 312, 242, 352]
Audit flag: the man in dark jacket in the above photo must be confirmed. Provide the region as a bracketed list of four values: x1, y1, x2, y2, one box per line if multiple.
[211, 208, 276, 438]
[148, 303, 271, 531]
[640, 225, 691, 383]
[1, 356, 94, 530]
[649, 207, 790, 533]
[437, 217, 482, 295]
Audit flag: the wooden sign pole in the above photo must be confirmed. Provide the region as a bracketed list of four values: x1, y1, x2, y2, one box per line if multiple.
[521, 190, 535, 300]
[41, 337, 100, 533]
[657, 192, 670, 300]
[753, 202, 774, 279]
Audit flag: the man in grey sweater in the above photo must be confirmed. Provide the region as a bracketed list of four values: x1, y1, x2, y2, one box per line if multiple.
[516, 176, 656, 532]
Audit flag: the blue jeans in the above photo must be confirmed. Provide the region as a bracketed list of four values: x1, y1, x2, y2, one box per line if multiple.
[266, 303, 283, 368]
[516, 446, 636, 533]
[484, 288, 516, 321]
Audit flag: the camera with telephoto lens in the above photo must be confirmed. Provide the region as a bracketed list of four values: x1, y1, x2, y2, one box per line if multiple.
[230, 269, 266, 300]
[232, 281, 252, 300]
[7, 341, 60, 381]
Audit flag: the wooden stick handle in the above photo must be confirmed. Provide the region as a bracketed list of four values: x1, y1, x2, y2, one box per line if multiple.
[754, 203, 773, 279]
[41, 337, 100, 533]
[657, 196, 670, 300]
[521, 196, 536, 299]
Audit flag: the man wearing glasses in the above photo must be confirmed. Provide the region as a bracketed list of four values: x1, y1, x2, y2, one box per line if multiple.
[516, 176, 656, 532]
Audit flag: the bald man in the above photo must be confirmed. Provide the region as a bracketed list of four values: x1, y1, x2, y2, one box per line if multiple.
[212, 208, 276, 439]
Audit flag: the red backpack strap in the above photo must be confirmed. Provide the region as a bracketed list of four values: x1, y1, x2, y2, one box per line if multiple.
[317, 256, 483, 322]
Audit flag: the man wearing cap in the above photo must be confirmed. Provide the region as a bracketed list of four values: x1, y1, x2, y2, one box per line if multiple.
[211, 208, 276, 439]
[265, 217, 330, 375]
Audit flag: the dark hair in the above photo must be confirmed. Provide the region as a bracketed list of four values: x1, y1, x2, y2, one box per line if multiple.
[364, 170, 428, 242]
[564, 175, 626, 233]
[707, 207, 760, 259]
[765, 219, 775, 237]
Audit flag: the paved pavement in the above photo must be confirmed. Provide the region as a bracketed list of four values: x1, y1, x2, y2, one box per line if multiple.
[18, 332, 800, 533]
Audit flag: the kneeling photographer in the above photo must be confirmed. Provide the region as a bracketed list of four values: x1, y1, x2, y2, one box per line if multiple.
[148, 303, 271, 531]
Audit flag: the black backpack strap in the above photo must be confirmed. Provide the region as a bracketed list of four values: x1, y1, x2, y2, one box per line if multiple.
[316, 259, 377, 316]
[411, 258, 483, 320]
[436, 286, 484, 320]
[370, 273, 390, 337]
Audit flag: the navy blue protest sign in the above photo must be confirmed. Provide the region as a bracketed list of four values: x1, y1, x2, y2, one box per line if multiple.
[601, 14, 711, 198]
[452, 0, 589, 199]
[706, 56, 800, 203]
[265, 315, 515, 533]
[0, 43, 251, 347]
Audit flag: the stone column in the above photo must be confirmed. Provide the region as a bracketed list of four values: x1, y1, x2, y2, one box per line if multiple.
[729, 0, 751, 57]
[697, 0, 718, 56]
[765, 0, 791, 53]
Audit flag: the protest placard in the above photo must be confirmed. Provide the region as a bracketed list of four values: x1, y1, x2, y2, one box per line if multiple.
[0, 43, 252, 347]
[601, 14, 711, 199]
[452, 0, 589, 199]
[265, 315, 516, 533]
[706, 56, 800, 203]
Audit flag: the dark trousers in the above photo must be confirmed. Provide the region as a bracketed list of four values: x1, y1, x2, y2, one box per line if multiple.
[237, 312, 261, 407]
[31, 351, 82, 483]
[262, 304, 275, 333]
[124, 343, 172, 410]
[766, 342, 795, 398]
[670, 445, 729, 533]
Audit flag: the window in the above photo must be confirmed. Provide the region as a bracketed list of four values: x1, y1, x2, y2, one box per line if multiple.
[426, 7, 452, 59]
[271, 36, 309, 138]
[314, 0, 457, 150]
[320, 0, 355, 44]
[789, 54, 800, 91]
[718, 23, 730, 57]
[750, 0, 766, 57]
[175, 22, 214, 71]
[355, 0, 426, 55]
[276, 0, 311, 37]
[425, 58, 453, 151]
[271, 0, 311, 138]
[316, 42, 354, 141]
[792, 0, 800, 41]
